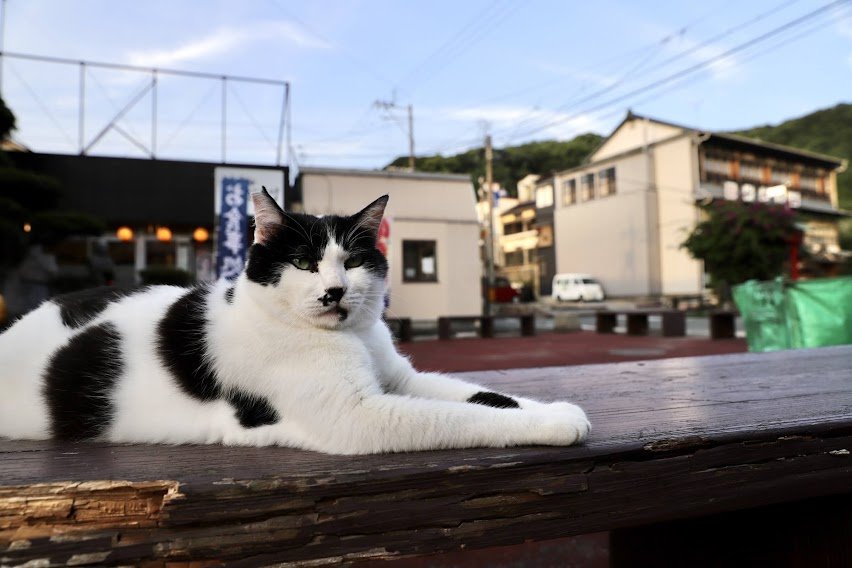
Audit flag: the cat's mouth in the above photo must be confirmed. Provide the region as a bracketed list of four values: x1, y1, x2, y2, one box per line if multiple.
[317, 305, 348, 322]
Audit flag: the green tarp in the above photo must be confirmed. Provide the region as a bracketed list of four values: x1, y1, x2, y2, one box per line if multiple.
[733, 276, 852, 352]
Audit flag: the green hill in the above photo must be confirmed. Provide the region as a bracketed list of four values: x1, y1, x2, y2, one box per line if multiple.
[734, 103, 851, 210]
[388, 103, 850, 211]
[386, 134, 604, 196]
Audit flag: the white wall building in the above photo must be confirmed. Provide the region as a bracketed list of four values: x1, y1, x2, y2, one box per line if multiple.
[297, 167, 481, 319]
[549, 112, 846, 298]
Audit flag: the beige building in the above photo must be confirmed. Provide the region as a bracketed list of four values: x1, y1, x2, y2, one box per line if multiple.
[498, 199, 539, 290]
[548, 112, 847, 298]
[296, 167, 481, 319]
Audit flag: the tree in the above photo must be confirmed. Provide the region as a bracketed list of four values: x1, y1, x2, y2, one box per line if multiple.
[681, 201, 799, 301]
[386, 133, 604, 196]
[0, 97, 104, 270]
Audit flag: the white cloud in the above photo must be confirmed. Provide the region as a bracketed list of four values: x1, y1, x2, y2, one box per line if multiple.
[832, 5, 852, 39]
[662, 36, 742, 82]
[432, 104, 607, 144]
[530, 61, 619, 88]
[127, 21, 331, 68]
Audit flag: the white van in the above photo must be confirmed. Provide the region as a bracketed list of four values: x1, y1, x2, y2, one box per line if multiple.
[551, 273, 606, 302]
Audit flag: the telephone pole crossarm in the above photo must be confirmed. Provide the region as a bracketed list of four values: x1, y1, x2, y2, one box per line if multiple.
[374, 99, 415, 171]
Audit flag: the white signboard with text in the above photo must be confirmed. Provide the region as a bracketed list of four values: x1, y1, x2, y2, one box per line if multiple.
[214, 167, 285, 215]
[213, 167, 285, 280]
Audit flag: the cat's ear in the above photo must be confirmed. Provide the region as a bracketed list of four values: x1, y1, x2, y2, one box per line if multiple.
[354, 195, 389, 237]
[252, 187, 285, 244]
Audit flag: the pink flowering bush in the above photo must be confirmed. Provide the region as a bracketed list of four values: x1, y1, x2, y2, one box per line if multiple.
[682, 201, 798, 298]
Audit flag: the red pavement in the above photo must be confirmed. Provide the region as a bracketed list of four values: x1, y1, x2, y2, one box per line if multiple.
[398, 330, 748, 373]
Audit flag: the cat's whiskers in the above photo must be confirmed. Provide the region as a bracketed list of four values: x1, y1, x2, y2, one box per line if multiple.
[280, 211, 313, 244]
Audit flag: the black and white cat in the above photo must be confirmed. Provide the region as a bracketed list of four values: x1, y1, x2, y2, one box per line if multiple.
[0, 190, 590, 454]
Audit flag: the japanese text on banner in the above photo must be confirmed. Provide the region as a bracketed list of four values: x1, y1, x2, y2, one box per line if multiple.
[216, 177, 250, 280]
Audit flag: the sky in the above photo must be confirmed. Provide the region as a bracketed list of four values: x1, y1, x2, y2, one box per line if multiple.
[1, 0, 851, 173]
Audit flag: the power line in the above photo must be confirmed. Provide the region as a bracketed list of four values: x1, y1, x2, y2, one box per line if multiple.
[5, 61, 76, 148]
[266, 0, 394, 87]
[421, 0, 759, 156]
[478, 0, 736, 109]
[500, 0, 850, 142]
[397, 1, 521, 93]
[228, 83, 277, 153]
[497, 0, 810, 143]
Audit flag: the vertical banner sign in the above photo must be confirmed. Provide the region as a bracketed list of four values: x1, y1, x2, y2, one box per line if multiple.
[213, 167, 285, 281]
[216, 177, 250, 280]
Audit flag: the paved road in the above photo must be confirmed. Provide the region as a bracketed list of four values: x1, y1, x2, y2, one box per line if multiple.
[397, 327, 747, 373]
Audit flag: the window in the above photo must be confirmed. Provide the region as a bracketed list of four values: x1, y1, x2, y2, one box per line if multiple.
[504, 250, 525, 267]
[537, 225, 553, 247]
[581, 173, 595, 201]
[739, 161, 761, 183]
[770, 165, 793, 186]
[535, 186, 554, 208]
[562, 179, 577, 206]
[402, 240, 437, 282]
[598, 167, 616, 197]
[702, 152, 731, 182]
[503, 221, 524, 235]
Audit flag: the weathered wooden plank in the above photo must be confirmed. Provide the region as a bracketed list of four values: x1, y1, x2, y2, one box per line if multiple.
[1, 346, 850, 566]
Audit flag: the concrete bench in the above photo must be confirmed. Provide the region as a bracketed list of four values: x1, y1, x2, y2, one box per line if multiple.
[595, 308, 686, 337]
[2, 346, 851, 566]
[438, 314, 536, 340]
[709, 309, 738, 339]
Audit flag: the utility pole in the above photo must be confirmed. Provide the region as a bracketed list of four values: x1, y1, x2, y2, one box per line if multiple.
[483, 134, 495, 316]
[374, 99, 415, 171]
[407, 104, 414, 170]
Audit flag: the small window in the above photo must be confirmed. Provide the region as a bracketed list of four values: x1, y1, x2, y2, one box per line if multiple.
[402, 240, 437, 282]
[739, 161, 761, 183]
[535, 186, 554, 208]
[504, 250, 525, 267]
[581, 173, 595, 201]
[503, 221, 524, 235]
[598, 168, 616, 197]
[562, 179, 577, 206]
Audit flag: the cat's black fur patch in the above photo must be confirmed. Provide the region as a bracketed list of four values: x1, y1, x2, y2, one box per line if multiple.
[227, 391, 280, 428]
[43, 322, 123, 440]
[467, 392, 520, 409]
[52, 286, 133, 328]
[158, 286, 280, 429]
[157, 286, 222, 401]
[246, 210, 388, 287]
[225, 286, 235, 304]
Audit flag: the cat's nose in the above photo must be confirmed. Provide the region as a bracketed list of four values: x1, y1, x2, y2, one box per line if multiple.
[321, 287, 346, 305]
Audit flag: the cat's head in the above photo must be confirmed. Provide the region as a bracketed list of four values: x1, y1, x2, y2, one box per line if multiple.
[243, 189, 389, 329]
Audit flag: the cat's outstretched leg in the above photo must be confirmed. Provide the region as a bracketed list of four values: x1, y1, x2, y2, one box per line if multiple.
[369, 323, 586, 418]
[292, 393, 589, 455]
[385, 366, 560, 410]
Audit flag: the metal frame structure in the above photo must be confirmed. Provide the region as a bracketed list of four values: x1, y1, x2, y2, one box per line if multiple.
[0, 50, 291, 167]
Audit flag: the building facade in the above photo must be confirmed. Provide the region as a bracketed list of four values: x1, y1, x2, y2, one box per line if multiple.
[7, 152, 288, 289]
[498, 199, 538, 293]
[296, 167, 481, 319]
[546, 112, 847, 298]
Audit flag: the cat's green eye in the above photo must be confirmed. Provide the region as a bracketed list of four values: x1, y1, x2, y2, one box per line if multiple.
[344, 255, 364, 269]
[292, 257, 312, 270]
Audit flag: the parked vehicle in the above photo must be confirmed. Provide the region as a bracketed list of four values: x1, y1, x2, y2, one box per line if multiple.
[483, 276, 520, 303]
[552, 273, 606, 302]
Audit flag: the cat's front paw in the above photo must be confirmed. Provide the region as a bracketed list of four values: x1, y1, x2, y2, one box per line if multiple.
[540, 401, 591, 444]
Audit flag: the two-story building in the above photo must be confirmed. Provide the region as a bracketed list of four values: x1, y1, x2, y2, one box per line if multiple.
[545, 112, 847, 299]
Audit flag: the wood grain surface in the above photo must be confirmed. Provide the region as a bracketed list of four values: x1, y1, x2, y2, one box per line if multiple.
[2, 346, 851, 566]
